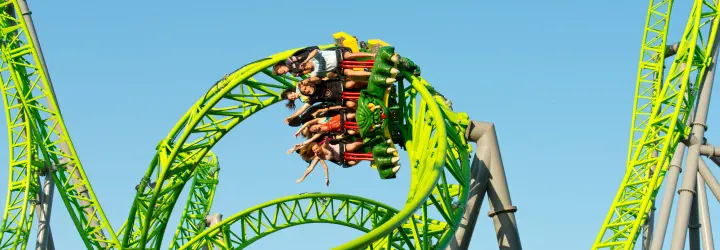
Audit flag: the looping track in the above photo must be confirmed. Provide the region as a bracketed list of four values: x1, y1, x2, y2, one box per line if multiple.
[0, 7, 485, 248]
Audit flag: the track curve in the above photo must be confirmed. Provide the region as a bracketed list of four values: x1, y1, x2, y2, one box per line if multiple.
[177, 193, 436, 250]
[0, 17, 477, 249]
[121, 44, 337, 249]
[151, 43, 473, 249]
[169, 151, 220, 250]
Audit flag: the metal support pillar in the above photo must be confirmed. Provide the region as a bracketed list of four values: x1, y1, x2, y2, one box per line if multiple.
[642, 202, 655, 250]
[710, 156, 720, 167]
[35, 169, 55, 250]
[697, 171, 715, 250]
[689, 194, 701, 250]
[16, 0, 108, 247]
[649, 139, 688, 250]
[698, 159, 720, 202]
[669, 25, 719, 249]
[202, 213, 223, 250]
[447, 127, 492, 250]
[643, 150, 660, 250]
[454, 121, 521, 250]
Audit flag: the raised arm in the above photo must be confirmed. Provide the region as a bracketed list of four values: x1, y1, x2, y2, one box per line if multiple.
[296, 157, 319, 183]
[298, 133, 323, 146]
[319, 160, 329, 186]
[304, 76, 322, 85]
[301, 48, 319, 65]
[288, 103, 311, 119]
[296, 117, 320, 133]
[313, 105, 346, 117]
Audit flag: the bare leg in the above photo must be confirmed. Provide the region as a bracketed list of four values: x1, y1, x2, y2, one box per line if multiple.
[345, 100, 357, 109]
[344, 80, 368, 89]
[345, 141, 364, 152]
[344, 68, 371, 77]
[348, 75, 370, 82]
[342, 52, 375, 59]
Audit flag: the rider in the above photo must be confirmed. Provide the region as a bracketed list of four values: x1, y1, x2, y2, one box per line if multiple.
[300, 139, 365, 167]
[287, 112, 357, 153]
[295, 46, 375, 82]
[294, 153, 330, 186]
[280, 78, 364, 124]
[272, 46, 320, 76]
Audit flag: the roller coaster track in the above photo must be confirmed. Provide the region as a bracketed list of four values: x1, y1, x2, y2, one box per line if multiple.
[593, 0, 720, 249]
[0, 1, 522, 249]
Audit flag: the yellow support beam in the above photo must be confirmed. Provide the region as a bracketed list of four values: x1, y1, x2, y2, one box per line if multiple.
[368, 39, 391, 53]
[332, 31, 360, 52]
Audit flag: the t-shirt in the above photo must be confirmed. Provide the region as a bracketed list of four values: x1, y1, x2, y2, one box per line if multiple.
[288, 46, 319, 64]
[309, 50, 338, 77]
[307, 80, 343, 105]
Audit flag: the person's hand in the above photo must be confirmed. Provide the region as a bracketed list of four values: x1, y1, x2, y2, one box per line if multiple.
[312, 109, 325, 117]
[300, 78, 310, 86]
[284, 116, 293, 124]
[296, 178, 304, 183]
[286, 144, 300, 154]
[294, 130, 301, 138]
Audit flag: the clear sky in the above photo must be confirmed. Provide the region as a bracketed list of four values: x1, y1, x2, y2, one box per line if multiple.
[0, 0, 718, 249]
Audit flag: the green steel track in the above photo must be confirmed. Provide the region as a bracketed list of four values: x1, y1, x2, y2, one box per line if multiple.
[0, 1, 477, 248]
[120, 46, 472, 249]
[593, 0, 720, 249]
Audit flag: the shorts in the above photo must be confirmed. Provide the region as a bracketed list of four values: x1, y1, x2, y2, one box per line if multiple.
[326, 46, 353, 72]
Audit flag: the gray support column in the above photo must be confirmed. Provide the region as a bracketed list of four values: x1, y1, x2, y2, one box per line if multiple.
[463, 121, 521, 250]
[202, 213, 223, 250]
[35, 172, 55, 250]
[642, 203, 655, 250]
[696, 172, 715, 250]
[16, 0, 107, 247]
[698, 159, 720, 202]
[643, 150, 660, 250]
[666, 43, 681, 57]
[699, 144, 720, 156]
[710, 156, 720, 167]
[447, 144, 491, 250]
[669, 27, 719, 250]
[649, 144, 687, 250]
[689, 194, 700, 250]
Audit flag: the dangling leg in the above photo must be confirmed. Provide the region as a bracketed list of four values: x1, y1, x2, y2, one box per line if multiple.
[342, 51, 375, 60]
[344, 80, 368, 89]
[344, 100, 357, 110]
[343, 68, 371, 78]
[345, 141, 364, 152]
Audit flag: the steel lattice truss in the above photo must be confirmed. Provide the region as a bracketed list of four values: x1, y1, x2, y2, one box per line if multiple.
[594, 0, 720, 249]
[169, 152, 220, 250]
[0, 0, 490, 249]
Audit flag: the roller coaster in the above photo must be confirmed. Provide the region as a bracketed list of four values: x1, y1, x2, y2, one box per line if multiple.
[0, 0, 523, 249]
[7, 0, 720, 249]
[592, 0, 720, 249]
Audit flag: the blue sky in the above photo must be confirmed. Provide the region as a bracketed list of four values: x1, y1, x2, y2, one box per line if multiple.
[0, 0, 718, 249]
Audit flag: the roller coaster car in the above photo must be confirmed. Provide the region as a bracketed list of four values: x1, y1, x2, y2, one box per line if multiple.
[350, 46, 410, 179]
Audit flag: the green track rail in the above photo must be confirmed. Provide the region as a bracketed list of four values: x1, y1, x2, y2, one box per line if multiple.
[593, 0, 720, 249]
[0, 1, 477, 248]
[177, 193, 442, 250]
[169, 152, 220, 250]
[0, 1, 121, 248]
